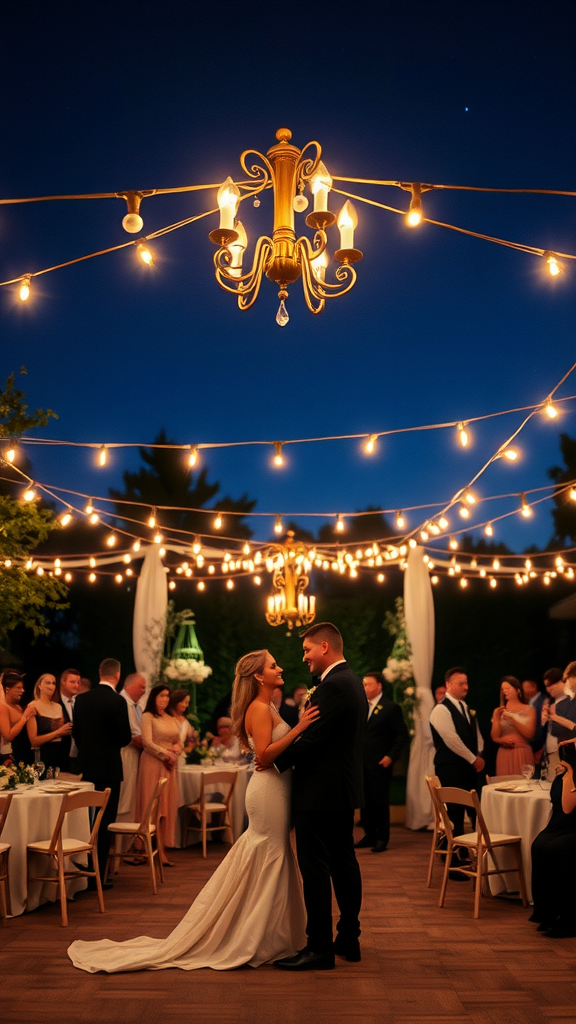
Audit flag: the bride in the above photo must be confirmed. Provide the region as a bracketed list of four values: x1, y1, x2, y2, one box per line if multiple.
[68, 650, 318, 973]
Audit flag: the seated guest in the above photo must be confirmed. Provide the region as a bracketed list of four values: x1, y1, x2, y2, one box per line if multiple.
[27, 673, 73, 769]
[168, 689, 198, 767]
[0, 670, 36, 764]
[118, 673, 147, 821]
[135, 684, 182, 865]
[530, 741, 576, 937]
[210, 716, 241, 761]
[490, 675, 536, 775]
[57, 667, 81, 772]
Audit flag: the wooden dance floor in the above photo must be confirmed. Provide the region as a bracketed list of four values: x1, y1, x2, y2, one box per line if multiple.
[2, 826, 575, 1024]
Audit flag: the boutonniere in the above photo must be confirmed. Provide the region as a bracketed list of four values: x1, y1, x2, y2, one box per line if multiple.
[372, 704, 383, 716]
[305, 685, 317, 706]
[469, 708, 477, 717]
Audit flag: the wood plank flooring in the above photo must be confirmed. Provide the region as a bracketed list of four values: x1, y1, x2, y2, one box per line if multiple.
[1, 826, 575, 1024]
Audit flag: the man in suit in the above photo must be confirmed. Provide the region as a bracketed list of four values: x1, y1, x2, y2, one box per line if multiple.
[429, 667, 484, 842]
[273, 622, 366, 971]
[57, 667, 81, 773]
[73, 657, 132, 885]
[355, 671, 408, 853]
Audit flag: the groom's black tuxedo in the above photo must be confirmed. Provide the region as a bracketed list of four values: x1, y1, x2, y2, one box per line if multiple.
[276, 661, 366, 953]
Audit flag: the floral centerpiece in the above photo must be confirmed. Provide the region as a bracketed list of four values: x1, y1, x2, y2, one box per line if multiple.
[0, 758, 36, 789]
[164, 658, 212, 684]
[382, 596, 419, 737]
[186, 733, 219, 765]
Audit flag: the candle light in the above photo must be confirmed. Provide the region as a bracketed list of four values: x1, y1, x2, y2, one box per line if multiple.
[310, 161, 332, 212]
[337, 201, 357, 250]
[217, 177, 240, 231]
[228, 221, 247, 278]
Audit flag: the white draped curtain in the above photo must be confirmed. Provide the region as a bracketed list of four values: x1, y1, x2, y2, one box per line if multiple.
[132, 546, 168, 688]
[404, 545, 436, 830]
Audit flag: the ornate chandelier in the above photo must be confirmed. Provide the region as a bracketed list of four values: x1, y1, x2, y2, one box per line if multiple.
[209, 128, 363, 326]
[264, 531, 316, 630]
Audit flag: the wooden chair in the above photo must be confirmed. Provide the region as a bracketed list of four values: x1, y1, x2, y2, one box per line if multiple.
[433, 785, 528, 918]
[485, 774, 525, 785]
[105, 776, 168, 894]
[27, 788, 110, 926]
[0, 792, 14, 923]
[425, 775, 448, 887]
[185, 770, 237, 858]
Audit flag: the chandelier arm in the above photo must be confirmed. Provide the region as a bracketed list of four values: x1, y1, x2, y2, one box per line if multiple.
[214, 236, 273, 309]
[300, 235, 358, 297]
[299, 244, 325, 315]
[296, 141, 323, 183]
[239, 149, 274, 194]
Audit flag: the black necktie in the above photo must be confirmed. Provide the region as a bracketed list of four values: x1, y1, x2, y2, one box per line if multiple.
[458, 701, 469, 722]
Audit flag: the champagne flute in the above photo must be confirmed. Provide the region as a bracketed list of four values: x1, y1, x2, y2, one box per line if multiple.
[34, 760, 45, 782]
[521, 763, 534, 785]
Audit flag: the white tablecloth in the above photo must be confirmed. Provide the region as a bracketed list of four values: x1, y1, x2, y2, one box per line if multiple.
[481, 781, 552, 901]
[3, 781, 93, 916]
[176, 764, 250, 848]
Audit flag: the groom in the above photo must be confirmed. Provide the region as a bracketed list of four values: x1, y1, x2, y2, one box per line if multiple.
[273, 622, 366, 970]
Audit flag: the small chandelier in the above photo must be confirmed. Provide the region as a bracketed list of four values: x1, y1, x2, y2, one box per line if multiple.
[209, 128, 363, 327]
[264, 530, 316, 630]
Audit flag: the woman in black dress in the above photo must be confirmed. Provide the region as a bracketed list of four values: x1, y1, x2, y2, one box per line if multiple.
[530, 741, 576, 937]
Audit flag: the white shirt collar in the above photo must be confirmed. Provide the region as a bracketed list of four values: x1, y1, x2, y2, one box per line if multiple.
[320, 659, 346, 682]
[368, 691, 382, 710]
[445, 692, 467, 709]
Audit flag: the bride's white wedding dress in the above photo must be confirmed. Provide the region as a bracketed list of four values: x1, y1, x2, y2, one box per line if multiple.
[67, 721, 306, 972]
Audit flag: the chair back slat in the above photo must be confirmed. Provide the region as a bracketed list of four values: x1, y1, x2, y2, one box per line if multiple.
[0, 792, 14, 838]
[138, 776, 168, 832]
[46, 788, 111, 856]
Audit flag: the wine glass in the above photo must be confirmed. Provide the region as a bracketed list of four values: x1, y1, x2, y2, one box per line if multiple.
[33, 761, 45, 782]
[521, 763, 534, 785]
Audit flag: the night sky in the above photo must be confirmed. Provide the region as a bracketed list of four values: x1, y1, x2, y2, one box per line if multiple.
[2, 0, 575, 560]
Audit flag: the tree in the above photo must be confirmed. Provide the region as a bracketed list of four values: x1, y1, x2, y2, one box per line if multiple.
[549, 433, 576, 545]
[109, 429, 256, 540]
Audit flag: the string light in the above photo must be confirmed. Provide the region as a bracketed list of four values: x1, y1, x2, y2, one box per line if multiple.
[132, 540, 141, 552]
[3, 443, 17, 463]
[148, 508, 157, 528]
[274, 515, 283, 535]
[168, 580, 176, 590]
[490, 577, 497, 588]
[544, 252, 561, 276]
[22, 484, 36, 502]
[253, 575, 261, 585]
[226, 579, 235, 590]
[335, 515, 345, 533]
[242, 542, 251, 555]
[213, 513, 223, 530]
[192, 538, 202, 555]
[460, 577, 468, 588]
[438, 516, 449, 530]
[449, 536, 459, 550]
[273, 442, 284, 467]
[89, 572, 97, 583]
[364, 434, 378, 455]
[457, 422, 469, 447]
[106, 533, 117, 546]
[485, 522, 494, 537]
[89, 557, 96, 568]
[459, 504, 470, 519]
[406, 183, 423, 227]
[115, 574, 123, 584]
[520, 493, 533, 518]
[120, 191, 144, 234]
[395, 512, 406, 530]
[59, 511, 73, 527]
[377, 573, 385, 583]
[208, 564, 215, 574]
[98, 446, 108, 467]
[136, 241, 154, 265]
[64, 572, 73, 582]
[501, 447, 519, 461]
[197, 581, 206, 591]
[19, 276, 31, 301]
[188, 446, 199, 468]
[153, 531, 163, 544]
[464, 490, 476, 504]
[492, 559, 500, 570]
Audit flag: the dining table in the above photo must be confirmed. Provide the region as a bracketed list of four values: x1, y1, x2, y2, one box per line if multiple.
[481, 779, 552, 902]
[3, 779, 94, 917]
[176, 762, 251, 848]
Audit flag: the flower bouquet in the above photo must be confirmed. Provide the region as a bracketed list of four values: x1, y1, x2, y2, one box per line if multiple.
[382, 597, 419, 736]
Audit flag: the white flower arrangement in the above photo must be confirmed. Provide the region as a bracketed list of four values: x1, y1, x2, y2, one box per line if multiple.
[383, 657, 414, 684]
[164, 657, 212, 683]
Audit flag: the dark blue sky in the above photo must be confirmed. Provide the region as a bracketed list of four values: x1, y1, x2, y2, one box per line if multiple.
[2, 1, 575, 555]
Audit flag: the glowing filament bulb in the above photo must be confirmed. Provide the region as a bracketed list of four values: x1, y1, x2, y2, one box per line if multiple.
[213, 513, 222, 530]
[520, 493, 533, 517]
[459, 505, 470, 519]
[85, 499, 94, 515]
[132, 540, 141, 552]
[492, 559, 500, 570]
[438, 516, 449, 530]
[148, 508, 157, 529]
[545, 253, 560, 276]
[502, 447, 518, 461]
[310, 161, 332, 212]
[337, 200, 357, 249]
[193, 538, 202, 555]
[217, 177, 240, 230]
[460, 577, 468, 589]
[98, 446, 108, 467]
[4, 445, 16, 463]
[545, 401, 558, 419]
[168, 580, 176, 590]
[406, 184, 422, 227]
[60, 512, 73, 527]
[64, 572, 72, 582]
[188, 446, 199, 468]
[570, 488, 576, 502]
[364, 434, 378, 455]
[226, 579, 234, 590]
[449, 536, 459, 550]
[485, 522, 494, 537]
[335, 515, 345, 533]
[89, 572, 97, 583]
[490, 577, 497, 588]
[197, 581, 206, 591]
[395, 512, 405, 530]
[137, 242, 154, 265]
[115, 574, 123, 584]
[89, 512, 99, 525]
[273, 442, 284, 467]
[19, 276, 31, 301]
[23, 485, 36, 502]
[153, 531, 163, 544]
[274, 515, 283, 536]
[457, 423, 469, 447]
[243, 542, 251, 555]
[464, 490, 476, 505]
[107, 533, 117, 547]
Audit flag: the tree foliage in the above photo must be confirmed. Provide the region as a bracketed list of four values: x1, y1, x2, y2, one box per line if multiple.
[548, 433, 576, 545]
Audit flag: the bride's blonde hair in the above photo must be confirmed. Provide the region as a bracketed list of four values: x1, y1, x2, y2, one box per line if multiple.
[231, 649, 268, 752]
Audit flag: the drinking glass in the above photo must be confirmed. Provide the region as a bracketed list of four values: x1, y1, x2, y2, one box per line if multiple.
[34, 761, 45, 781]
[521, 763, 535, 785]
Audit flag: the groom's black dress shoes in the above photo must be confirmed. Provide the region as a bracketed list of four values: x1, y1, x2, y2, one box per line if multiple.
[354, 836, 374, 849]
[371, 841, 388, 853]
[273, 948, 335, 971]
[332, 936, 361, 962]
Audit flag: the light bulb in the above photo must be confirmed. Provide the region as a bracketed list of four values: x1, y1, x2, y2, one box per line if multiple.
[570, 488, 576, 502]
[311, 248, 328, 282]
[19, 277, 31, 301]
[520, 494, 533, 517]
[502, 448, 518, 461]
[4, 444, 16, 464]
[459, 505, 470, 519]
[123, 212, 143, 233]
[60, 512, 73, 527]
[449, 536, 459, 550]
[89, 512, 99, 525]
[364, 434, 378, 455]
[227, 220, 248, 277]
[457, 423, 468, 447]
[337, 200, 357, 249]
[98, 446, 108, 467]
[148, 509, 156, 529]
[274, 515, 283, 535]
[107, 533, 117, 547]
[243, 542, 251, 555]
[188, 446, 199, 468]
[64, 572, 73, 582]
[460, 578, 468, 589]
[310, 161, 332, 212]
[406, 184, 423, 227]
[492, 558, 500, 570]
[273, 442, 284, 467]
[395, 512, 405, 530]
[253, 575, 261, 585]
[89, 572, 97, 583]
[490, 577, 497, 588]
[464, 490, 476, 504]
[226, 579, 234, 590]
[545, 401, 558, 419]
[132, 540, 141, 552]
[168, 580, 176, 590]
[193, 538, 202, 555]
[85, 499, 94, 515]
[153, 531, 163, 544]
[197, 581, 206, 591]
[485, 522, 494, 537]
[115, 574, 123, 584]
[137, 242, 154, 265]
[438, 516, 449, 530]
[545, 253, 560, 276]
[335, 515, 345, 533]
[217, 177, 240, 230]
[213, 514, 222, 530]
[23, 485, 36, 502]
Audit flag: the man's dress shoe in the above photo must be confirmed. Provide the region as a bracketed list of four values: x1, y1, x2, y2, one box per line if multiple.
[354, 836, 374, 849]
[371, 841, 388, 853]
[333, 936, 361, 961]
[273, 948, 335, 970]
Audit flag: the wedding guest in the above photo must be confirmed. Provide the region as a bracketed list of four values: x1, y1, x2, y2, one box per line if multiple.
[168, 689, 198, 767]
[429, 667, 485, 844]
[522, 677, 546, 761]
[355, 671, 408, 853]
[548, 661, 576, 749]
[0, 670, 36, 764]
[78, 677, 92, 693]
[541, 668, 569, 780]
[135, 684, 182, 865]
[490, 676, 536, 775]
[73, 658, 132, 886]
[27, 673, 73, 769]
[210, 716, 241, 761]
[433, 684, 447, 704]
[57, 667, 81, 772]
[530, 741, 576, 937]
[118, 673, 147, 824]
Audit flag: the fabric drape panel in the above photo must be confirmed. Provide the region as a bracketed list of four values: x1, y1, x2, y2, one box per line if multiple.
[404, 545, 435, 829]
[133, 546, 168, 688]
